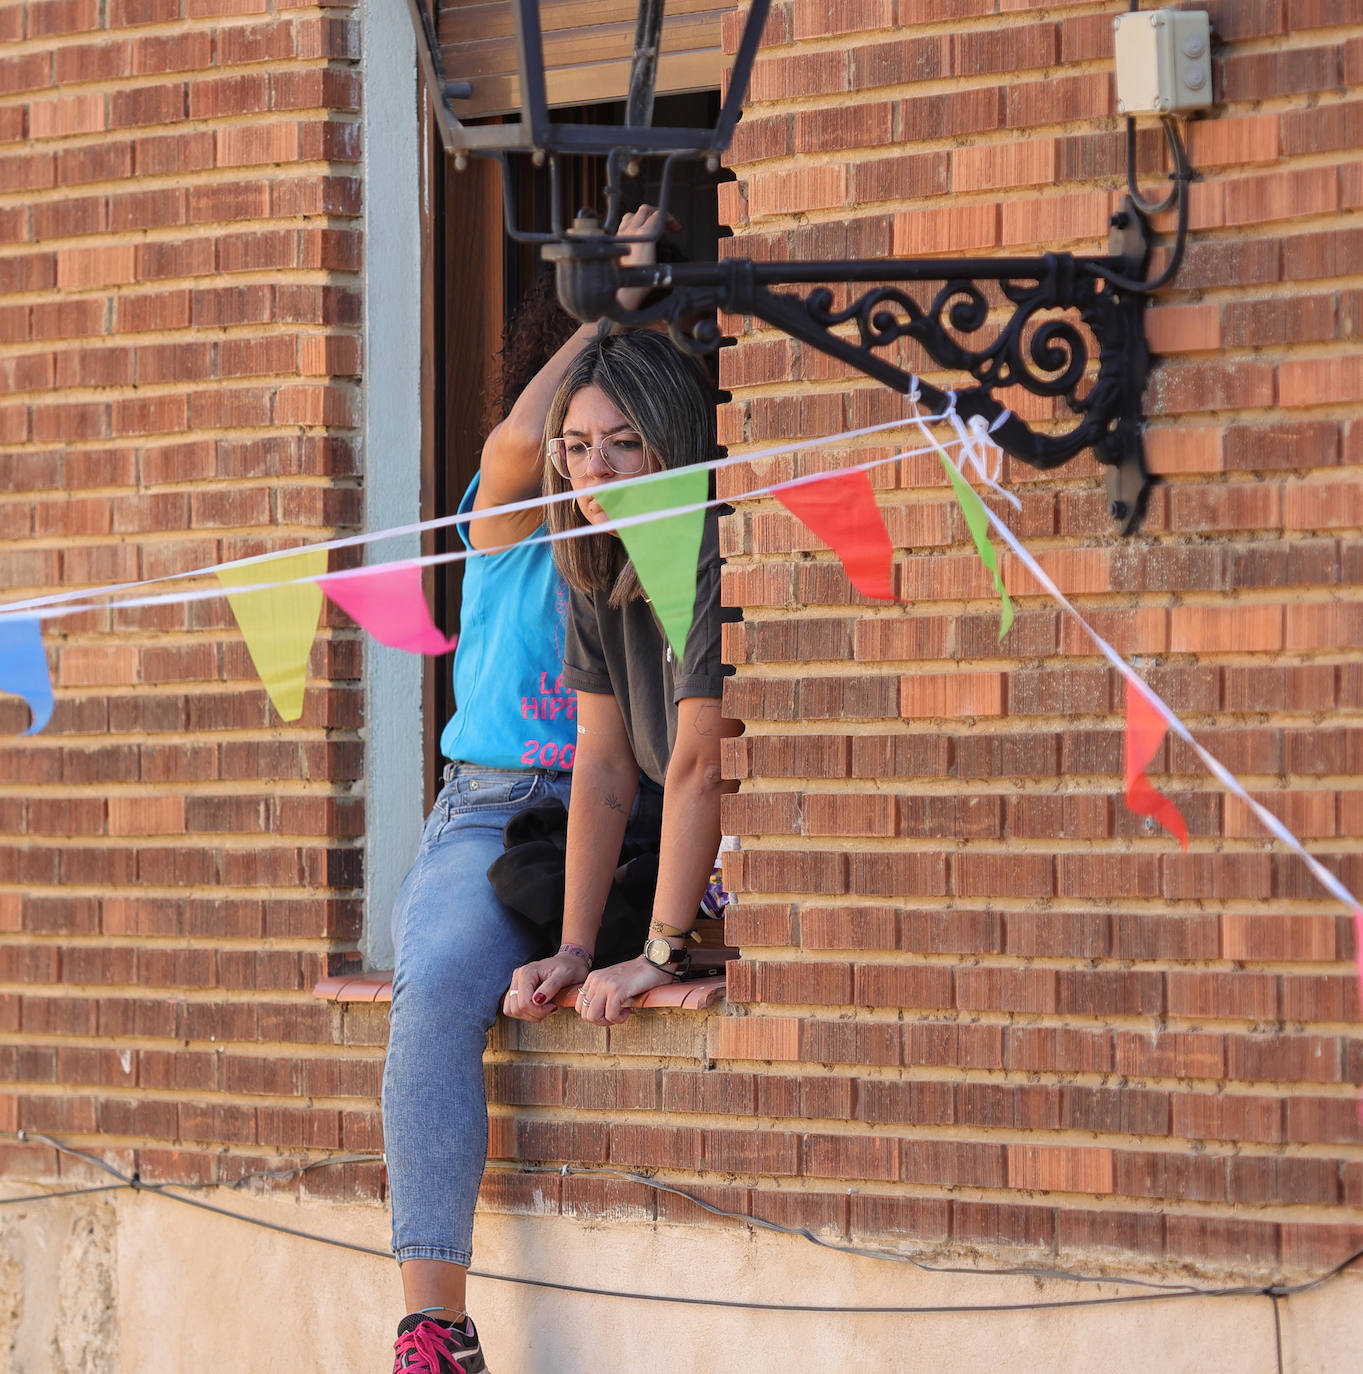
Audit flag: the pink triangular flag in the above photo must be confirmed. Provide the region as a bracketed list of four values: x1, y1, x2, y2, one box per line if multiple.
[320, 564, 456, 656]
[1123, 679, 1189, 850]
[775, 469, 896, 600]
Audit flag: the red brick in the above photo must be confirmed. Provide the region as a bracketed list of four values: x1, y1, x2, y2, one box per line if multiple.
[704, 1127, 799, 1175]
[609, 1123, 703, 1170]
[804, 1131, 898, 1181]
[1058, 970, 1164, 1017]
[1169, 605, 1284, 653]
[708, 1016, 801, 1063]
[0, 255, 54, 307]
[1224, 167, 1339, 228]
[1111, 913, 1218, 961]
[1221, 46, 1340, 101]
[953, 138, 1056, 194]
[1176, 236, 1281, 291]
[1163, 854, 1276, 902]
[847, 851, 947, 898]
[1187, 113, 1280, 168]
[29, 0, 100, 38]
[953, 1200, 1054, 1250]
[851, 1194, 950, 1241]
[899, 671, 1005, 719]
[904, 1023, 1003, 1072]
[1281, 974, 1359, 1024]
[751, 959, 854, 1006]
[856, 1077, 953, 1128]
[853, 963, 952, 1010]
[1005, 911, 1109, 959]
[1223, 294, 1336, 349]
[794, 103, 893, 156]
[953, 21, 1055, 76]
[1058, 1209, 1165, 1259]
[1176, 1088, 1280, 1143]
[893, 203, 999, 256]
[803, 1018, 901, 1067]
[1165, 1215, 1280, 1268]
[801, 793, 894, 838]
[1010, 1145, 1114, 1195]
[1115, 1031, 1225, 1081]
[1061, 1086, 1169, 1136]
[1280, 355, 1363, 408]
[848, 151, 948, 203]
[1009, 1027, 1113, 1074]
[848, 37, 943, 90]
[1056, 854, 1162, 900]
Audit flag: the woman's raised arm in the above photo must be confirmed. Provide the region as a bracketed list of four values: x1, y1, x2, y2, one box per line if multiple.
[469, 204, 666, 551]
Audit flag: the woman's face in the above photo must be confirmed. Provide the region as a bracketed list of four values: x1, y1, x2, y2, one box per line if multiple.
[560, 385, 651, 527]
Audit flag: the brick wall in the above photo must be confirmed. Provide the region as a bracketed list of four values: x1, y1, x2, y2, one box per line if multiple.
[705, 0, 1363, 1275]
[463, 0, 1363, 1285]
[0, 0, 385, 1198]
[4, 0, 1362, 1289]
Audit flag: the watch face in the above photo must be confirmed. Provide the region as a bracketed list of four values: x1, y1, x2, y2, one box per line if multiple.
[644, 937, 675, 968]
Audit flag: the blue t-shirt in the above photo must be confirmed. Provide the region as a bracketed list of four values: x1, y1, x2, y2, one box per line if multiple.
[439, 475, 576, 771]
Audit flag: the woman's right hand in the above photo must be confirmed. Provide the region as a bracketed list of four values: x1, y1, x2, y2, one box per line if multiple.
[502, 951, 591, 1021]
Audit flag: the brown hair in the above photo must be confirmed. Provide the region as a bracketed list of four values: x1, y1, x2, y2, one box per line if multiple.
[483, 271, 581, 434]
[545, 331, 716, 607]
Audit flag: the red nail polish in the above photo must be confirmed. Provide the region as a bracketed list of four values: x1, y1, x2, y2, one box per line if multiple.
[532, 992, 545, 1005]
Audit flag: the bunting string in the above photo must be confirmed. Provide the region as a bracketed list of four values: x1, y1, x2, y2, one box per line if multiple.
[0, 432, 945, 627]
[2, 408, 1361, 953]
[0, 412, 939, 619]
[902, 409, 1362, 919]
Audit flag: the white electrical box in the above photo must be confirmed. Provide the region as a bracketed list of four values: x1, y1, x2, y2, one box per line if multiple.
[1114, 8, 1213, 115]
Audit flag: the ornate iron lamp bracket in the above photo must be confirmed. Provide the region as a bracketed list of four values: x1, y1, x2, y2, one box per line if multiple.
[546, 204, 1153, 533]
[409, 0, 1169, 533]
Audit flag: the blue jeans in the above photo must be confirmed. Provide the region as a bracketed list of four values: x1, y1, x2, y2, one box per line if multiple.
[383, 763, 575, 1267]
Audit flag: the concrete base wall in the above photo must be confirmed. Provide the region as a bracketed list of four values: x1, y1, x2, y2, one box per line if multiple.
[1, 1183, 1359, 1373]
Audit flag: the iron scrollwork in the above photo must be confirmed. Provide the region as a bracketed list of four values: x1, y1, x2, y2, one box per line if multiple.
[547, 205, 1153, 530]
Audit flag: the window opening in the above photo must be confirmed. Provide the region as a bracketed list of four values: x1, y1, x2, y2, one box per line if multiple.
[424, 89, 721, 801]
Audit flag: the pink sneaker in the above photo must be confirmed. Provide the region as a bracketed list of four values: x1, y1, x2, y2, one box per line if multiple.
[392, 1313, 488, 1373]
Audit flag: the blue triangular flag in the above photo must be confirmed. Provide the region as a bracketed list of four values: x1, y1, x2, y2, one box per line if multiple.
[0, 616, 54, 735]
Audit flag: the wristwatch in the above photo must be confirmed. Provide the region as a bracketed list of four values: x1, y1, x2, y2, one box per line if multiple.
[642, 936, 691, 980]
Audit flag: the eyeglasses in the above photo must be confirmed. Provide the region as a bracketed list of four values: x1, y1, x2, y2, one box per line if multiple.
[548, 433, 650, 478]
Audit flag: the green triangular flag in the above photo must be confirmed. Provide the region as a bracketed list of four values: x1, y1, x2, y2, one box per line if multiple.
[594, 468, 709, 659]
[939, 452, 1014, 640]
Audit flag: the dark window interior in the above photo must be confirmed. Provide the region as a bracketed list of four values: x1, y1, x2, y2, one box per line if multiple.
[421, 90, 721, 804]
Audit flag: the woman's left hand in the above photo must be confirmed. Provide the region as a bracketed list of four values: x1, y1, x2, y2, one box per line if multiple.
[574, 955, 676, 1026]
[615, 203, 681, 313]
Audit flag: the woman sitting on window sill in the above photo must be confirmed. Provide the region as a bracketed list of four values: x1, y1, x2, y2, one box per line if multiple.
[503, 327, 740, 1030]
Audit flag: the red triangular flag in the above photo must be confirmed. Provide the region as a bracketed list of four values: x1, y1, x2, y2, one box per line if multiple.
[1124, 679, 1189, 850]
[775, 469, 896, 601]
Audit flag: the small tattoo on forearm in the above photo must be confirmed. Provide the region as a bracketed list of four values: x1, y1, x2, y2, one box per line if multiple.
[603, 792, 624, 812]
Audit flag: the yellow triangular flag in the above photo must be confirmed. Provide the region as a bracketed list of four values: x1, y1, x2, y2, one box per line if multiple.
[219, 550, 327, 721]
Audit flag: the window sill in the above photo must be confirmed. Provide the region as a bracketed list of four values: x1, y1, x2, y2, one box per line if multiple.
[312, 973, 727, 1010]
